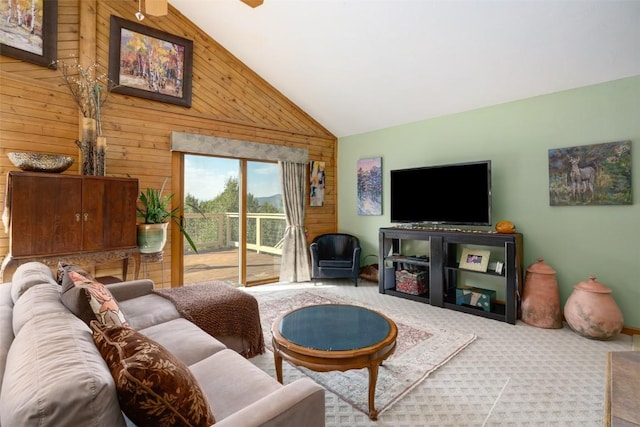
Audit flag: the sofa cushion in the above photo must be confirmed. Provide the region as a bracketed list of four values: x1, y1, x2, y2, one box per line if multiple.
[12, 282, 71, 336]
[60, 270, 129, 327]
[0, 304, 126, 427]
[318, 259, 353, 268]
[107, 279, 155, 301]
[91, 322, 216, 427]
[0, 283, 14, 396]
[117, 293, 181, 330]
[139, 318, 227, 366]
[10, 261, 58, 303]
[189, 349, 283, 421]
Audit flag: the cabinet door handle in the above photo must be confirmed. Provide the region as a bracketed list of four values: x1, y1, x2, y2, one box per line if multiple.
[75, 213, 81, 222]
[83, 213, 89, 222]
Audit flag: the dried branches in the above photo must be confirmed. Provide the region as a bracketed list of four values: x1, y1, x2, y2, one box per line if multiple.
[52, 57, 117, 135]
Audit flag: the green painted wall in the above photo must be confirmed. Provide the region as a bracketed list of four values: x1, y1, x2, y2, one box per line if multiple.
[338, 75, 640, 328]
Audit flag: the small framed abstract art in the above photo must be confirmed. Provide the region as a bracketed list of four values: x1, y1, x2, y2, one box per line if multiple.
[357, 157, 382, 215]
[310, 161, 325, 206]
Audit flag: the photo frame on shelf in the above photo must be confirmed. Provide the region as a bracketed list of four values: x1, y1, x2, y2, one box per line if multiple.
[459, 247, 491, 272]
[0, 0, 58, 68]
[108, 16, 193, 107]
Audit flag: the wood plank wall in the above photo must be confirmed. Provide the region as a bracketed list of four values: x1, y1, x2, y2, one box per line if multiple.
[0, 0, 337, 286]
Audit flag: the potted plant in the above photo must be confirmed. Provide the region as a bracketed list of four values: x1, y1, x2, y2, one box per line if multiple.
[136, 178, 200, 254]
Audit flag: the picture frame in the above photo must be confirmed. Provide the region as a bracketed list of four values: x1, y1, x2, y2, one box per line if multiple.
[310, 161, 325, 207]
[0, 0, 58, 68]
[108, 16, 193, 107]
[357, 157, 382, 215]
[548, 140, 631, 206]
[459, 248, 491, 272]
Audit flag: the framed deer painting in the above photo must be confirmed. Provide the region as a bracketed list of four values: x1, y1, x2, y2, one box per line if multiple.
[548, 140, 631, 206]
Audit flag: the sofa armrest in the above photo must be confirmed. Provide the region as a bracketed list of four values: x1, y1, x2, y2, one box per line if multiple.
[106, 279, 154, 301]
[214, 378, 325, 427]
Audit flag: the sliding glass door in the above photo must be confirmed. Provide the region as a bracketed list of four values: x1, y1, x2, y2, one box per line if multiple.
[245, 161, 283, 283]
[182, 155, 283, 285]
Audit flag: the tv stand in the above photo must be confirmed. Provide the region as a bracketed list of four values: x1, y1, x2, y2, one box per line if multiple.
[378, 227, 523, 324]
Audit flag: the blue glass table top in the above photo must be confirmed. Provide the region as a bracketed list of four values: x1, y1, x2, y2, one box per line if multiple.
[278, 304, 391, 351]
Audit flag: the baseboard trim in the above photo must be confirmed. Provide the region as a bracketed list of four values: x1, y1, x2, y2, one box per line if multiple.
[621, 325, 640, 338]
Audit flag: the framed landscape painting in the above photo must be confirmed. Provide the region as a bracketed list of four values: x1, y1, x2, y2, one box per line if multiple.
[548, 140, 632, 206]
[108, 16, 193, 107]
[357, 157, 382, 215]
[0, 0, 57, 68]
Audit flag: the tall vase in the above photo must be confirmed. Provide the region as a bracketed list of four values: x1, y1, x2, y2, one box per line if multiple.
[95, 136, 107, 176]
[521, 258, 562, 329]
[78, 117, 97, 175]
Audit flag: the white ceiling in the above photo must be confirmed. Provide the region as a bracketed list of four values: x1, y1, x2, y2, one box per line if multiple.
[169, 0, 640, 138]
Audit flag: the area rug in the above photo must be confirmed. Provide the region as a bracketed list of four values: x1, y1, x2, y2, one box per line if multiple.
[255, 288, 477, 417]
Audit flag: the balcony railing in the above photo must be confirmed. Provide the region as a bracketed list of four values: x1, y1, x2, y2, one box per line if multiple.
[183, 212, 286, 255]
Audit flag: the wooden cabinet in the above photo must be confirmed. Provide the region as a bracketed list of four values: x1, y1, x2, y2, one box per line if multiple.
[2, 172, 139, 281]
[379, 227, 524, 324]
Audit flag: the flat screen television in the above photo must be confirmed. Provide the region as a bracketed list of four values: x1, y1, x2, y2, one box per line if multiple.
[390, 160, 492, 226]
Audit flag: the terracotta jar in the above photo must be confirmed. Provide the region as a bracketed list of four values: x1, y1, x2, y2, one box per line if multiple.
[564, 276, 623, 340]
[521, 258, 562, 329]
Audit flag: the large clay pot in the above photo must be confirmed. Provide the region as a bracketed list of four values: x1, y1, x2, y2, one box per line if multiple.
[521, 258, 562, 329]
[137, 223, 168, 254]
[564, 276, 623, 340]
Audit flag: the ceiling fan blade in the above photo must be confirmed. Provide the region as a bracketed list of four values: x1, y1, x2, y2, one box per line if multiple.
[145, 0, 168, 16]
[240, 0, 264, 7]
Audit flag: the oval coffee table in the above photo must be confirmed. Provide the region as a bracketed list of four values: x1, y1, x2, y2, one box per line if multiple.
[271, 304, 397, 420]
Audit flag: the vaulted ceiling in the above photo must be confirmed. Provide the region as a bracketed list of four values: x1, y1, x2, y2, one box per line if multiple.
[169, 0, 640, 138]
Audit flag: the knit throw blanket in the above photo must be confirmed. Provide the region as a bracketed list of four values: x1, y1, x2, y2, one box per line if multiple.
[154, 281, 265, 358]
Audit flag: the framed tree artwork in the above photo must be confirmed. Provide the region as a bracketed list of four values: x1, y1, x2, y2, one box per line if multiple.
[108, 16, 193, 107]
[357, 157, 382, 215]
[0, 0, 57, 68]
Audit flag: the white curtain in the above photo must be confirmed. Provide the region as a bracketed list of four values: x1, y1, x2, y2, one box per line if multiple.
[279, 161, 311, 282]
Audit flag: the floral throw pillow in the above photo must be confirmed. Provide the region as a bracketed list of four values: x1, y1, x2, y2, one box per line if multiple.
[60, 270, 129, 327]
[56, 262, 92, 285]
[90, 321, 216, 427]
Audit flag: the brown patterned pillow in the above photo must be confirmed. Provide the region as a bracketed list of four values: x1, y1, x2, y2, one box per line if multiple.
[60, 270, 129, 327]
[90, 322, 216, 427]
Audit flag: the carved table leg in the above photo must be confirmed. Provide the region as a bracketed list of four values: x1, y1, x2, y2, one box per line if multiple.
[273, 340, 284, 383]
[367, 362, 380, 420]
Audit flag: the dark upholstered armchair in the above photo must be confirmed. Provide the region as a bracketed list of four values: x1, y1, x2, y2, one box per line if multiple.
[310, 233, 361, 286]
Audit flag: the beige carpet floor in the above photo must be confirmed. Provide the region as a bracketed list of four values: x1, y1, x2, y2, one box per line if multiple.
[243, 279, 634, 427]
[256, 288, 476, 417]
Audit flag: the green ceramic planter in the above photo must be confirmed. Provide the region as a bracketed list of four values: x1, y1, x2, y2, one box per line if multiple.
[137, 223, 168, 254]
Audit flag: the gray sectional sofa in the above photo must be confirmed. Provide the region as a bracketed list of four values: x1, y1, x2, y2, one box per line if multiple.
[0, 262, 325, 426]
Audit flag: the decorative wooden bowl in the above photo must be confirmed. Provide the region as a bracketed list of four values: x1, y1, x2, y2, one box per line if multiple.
[7, 152, 74, 173]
